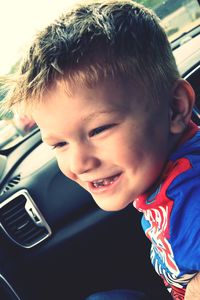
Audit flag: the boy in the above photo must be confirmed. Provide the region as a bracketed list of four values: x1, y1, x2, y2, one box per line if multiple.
[1, 1, 200, 299]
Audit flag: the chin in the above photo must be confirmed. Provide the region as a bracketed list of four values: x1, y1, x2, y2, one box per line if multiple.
[94, 198, 131, 212]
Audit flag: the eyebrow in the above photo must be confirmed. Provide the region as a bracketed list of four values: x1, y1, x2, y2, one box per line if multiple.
[82, 109, 118, 121]
[42, 136, 55, 144]
[42, 109, 119, 143]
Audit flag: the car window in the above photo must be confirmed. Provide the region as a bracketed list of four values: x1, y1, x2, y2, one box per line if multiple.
[140, 0, 200, 42]
[0, 0, 199, 150]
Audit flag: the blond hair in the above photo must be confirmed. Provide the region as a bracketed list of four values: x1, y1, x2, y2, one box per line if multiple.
[1, 0, 180, 114]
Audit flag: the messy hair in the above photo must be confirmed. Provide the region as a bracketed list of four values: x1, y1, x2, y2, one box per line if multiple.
[1, 0, 180, 114]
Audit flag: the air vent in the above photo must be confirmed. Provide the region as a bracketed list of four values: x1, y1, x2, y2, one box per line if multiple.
[0, 174, 21, 196]
[0, 190, 51, 248]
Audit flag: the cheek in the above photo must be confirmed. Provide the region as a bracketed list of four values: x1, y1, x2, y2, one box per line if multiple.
[57, 159, 68, 176]
[56, 155, 75, 180]
[114, 128, 167, 169]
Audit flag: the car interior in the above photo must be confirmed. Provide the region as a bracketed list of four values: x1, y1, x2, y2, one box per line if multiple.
[0, 4, 200, 300]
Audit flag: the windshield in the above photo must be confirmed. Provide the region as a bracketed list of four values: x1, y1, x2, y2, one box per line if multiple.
[141, 0, 200, 42]
[0, 0, 200, 150]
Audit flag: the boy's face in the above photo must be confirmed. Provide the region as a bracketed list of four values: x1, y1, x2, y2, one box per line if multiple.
[33, 79, 173, 211]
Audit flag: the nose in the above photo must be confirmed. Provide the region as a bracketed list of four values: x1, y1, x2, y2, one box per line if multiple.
[68, 143, 100, 177]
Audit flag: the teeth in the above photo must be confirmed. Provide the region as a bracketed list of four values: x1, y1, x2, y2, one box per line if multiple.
[93, 180, 104, 188]
[93, 179, 106, 188]
[92, 176, 117, 188]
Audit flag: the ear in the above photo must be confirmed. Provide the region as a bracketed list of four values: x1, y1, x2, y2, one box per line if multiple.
[170, 79, 195, 134]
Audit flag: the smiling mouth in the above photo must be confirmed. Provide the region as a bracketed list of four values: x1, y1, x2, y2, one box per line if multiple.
[91, 174, 121, 188]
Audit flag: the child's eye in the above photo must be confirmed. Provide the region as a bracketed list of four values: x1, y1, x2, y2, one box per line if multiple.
[52, 141, 68, 149]
[89, 124, 115, 137]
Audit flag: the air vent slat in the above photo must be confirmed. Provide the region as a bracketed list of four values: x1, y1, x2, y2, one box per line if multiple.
[14, 223, 40, 238]
[4, 212, 28, 227]
[8, 215, 31, 230]
[0, 175, 21, 196]
[0, 190, 51, 248]
[22, 228, 48, 244]
[1, 201, 25, 217]
[2, 207, 26, 222]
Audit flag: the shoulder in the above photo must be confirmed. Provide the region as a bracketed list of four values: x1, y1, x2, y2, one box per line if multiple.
[166, 154, 200, 200]
[165, 156, 200, 272]
[167, 125, 200, 196]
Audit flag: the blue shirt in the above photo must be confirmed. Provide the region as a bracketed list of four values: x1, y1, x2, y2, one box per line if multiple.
[133, 122, 200, 299]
